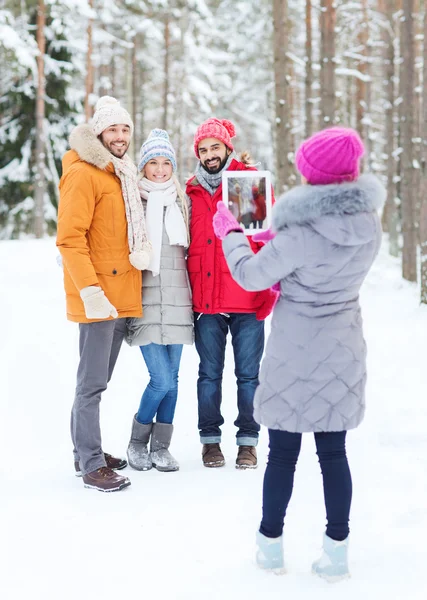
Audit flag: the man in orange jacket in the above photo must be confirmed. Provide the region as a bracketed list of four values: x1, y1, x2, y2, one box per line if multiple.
[56, 96, 151, 492]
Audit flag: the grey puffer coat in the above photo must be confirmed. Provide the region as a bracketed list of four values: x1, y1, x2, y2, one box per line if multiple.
[222, 174, 385, 433]
[126, 200, 193, 347]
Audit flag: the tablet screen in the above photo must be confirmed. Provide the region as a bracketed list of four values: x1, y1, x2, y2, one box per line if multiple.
[221, 170, 272, 235]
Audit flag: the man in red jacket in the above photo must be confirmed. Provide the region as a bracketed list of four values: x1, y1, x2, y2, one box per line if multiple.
[186, 118, 275, 470]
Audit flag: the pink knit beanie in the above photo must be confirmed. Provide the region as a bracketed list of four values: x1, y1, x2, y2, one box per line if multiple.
[193, 118, 236, 158]
[295, 127, 365, 185]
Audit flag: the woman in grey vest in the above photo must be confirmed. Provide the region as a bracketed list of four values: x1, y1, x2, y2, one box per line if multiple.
[212, 127, 385, 581]
[126, 129, 193, 472]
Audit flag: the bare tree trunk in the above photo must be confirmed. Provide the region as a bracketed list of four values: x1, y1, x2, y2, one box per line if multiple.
[420, 2, 427, 301]
[320, 0, 336, 126]
[383, 0, 399, 255]
[176, 7, 188, 176]
[345, 63, 353, 128]
[356, 2, 368, 141]
[289, 60, 298, 179]
[359, 0, 372, 168]
[84, 0, 94, 121]
[98, 26, 110, 97]
[400, 0, 417, 281]
[111, 49, 116, 97]
[136, 35, 147, 150]
[34, 0, 46, 239]
[132, 36, 139, 157]
[412, 0, 422, 241]
[272, 0, 290, 192]
[162, 14, 170, 131]
[125, 41, 134, 159]
[305, 0, 313, 138]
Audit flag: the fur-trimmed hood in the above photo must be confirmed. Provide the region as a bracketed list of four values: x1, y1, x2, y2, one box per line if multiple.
[273, 174, 385, 227]
[66, 123, 115, 171]
[272, 174, 386, 246]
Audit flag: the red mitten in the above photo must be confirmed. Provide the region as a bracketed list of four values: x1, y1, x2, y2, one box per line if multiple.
[255, 287, 280, 321]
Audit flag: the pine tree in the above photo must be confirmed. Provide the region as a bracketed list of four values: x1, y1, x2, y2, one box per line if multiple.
[0, 2, 77, 238]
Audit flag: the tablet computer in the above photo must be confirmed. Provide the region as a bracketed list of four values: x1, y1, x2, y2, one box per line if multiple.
[221, 170, 272, 235]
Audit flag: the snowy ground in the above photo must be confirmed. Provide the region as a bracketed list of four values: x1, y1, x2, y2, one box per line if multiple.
[1, 238, 426, 600]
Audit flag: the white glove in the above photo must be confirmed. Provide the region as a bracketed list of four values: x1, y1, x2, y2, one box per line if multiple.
[129, 243, 152, 271]
[79, 286, 118, 320]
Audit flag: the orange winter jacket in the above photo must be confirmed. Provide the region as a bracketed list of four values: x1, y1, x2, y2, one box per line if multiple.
[56, 124, 142, 323]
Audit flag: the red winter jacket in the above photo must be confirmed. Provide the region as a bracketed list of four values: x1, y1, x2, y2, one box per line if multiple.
[186, 158, 276, 317]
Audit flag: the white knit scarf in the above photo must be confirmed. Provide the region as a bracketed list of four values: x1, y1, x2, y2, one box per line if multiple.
[111, 154, 152, 270]
[138, 177, 188, 277]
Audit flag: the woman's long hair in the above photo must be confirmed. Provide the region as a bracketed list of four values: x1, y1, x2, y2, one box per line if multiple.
[173, 173, 190, 245]
[240, 150, 254, 165]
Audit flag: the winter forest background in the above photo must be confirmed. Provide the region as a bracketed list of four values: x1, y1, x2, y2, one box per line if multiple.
[1, 0, 426, 296]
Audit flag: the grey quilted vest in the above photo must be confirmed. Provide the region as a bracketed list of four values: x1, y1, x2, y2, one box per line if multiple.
[126, 200, 193, 347]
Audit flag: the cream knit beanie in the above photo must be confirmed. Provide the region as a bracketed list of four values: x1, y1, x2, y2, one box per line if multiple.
[91, 96, 134, 136]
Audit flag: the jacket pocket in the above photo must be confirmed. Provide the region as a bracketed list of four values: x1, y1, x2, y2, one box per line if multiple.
[92, 259, 132, 276]
[187, 255, 201, 309]
[92, 259, 141, 312]
[218, 256, 259, 310]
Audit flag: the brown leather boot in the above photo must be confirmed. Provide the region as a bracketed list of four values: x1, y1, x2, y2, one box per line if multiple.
[236, 446, 257, 469]
[74, 453, 127, 477]
[202, 443, 225, 468]
[82, 467, 131, 492]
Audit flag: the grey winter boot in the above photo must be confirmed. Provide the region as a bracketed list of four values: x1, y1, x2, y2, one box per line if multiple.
[150, 422, 179, 472]
[127, 417, 153, 471]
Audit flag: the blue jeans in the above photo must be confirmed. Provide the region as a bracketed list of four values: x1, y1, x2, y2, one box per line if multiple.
[136, 343, 183, 425]
[194, 312, 264, 446]
[260, 430, 352, 541]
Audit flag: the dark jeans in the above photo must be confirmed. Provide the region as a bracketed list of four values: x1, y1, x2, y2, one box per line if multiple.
[136, 343, 183, 425]
[260, 430, 352, 541]
[194, 312, 264, 445]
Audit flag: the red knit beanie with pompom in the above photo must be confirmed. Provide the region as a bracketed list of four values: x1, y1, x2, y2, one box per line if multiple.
[193, 118, 236, 158]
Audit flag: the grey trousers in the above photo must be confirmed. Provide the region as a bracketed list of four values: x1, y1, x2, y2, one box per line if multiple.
[71, 318, 126, 476]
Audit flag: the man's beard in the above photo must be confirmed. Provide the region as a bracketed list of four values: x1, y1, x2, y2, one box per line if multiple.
[106, 143, 129, 159]
[201, 153, 229, 174]
[100, 137, 129, 159]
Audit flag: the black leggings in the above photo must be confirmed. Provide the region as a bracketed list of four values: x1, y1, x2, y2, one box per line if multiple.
[260, 430, 352, 541]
